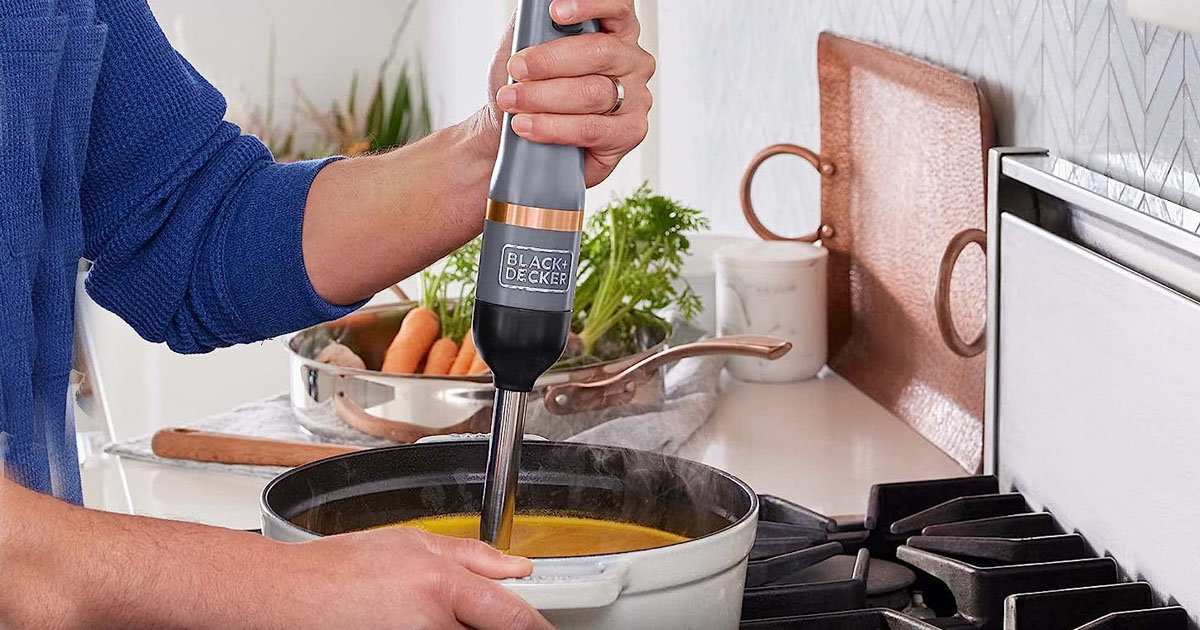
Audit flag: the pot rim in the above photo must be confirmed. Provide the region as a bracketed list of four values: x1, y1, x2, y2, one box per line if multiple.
[260, 441, 760, 561]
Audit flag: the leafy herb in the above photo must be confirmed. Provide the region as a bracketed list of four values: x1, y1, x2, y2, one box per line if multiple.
[572, 184, 709, 354]
[416, 185, 707, 360]
[420, 238, 480, 343]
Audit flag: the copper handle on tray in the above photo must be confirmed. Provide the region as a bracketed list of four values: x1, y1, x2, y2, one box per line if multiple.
[740, 143, 836, 242]
[935, 228, 987, 358]
[150, 427, 364, 467]
[543, 335, 792, 415]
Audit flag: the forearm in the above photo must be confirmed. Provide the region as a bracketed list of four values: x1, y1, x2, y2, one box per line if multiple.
[0, 477, 283, 629]
[303, 109, 501, 305]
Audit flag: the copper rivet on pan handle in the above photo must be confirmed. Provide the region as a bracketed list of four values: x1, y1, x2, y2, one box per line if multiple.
[740, 143, 836, 242]
[935, 228, 987, 358]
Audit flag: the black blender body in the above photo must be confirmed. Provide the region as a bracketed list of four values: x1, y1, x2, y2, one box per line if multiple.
[472, 0, 597, 548]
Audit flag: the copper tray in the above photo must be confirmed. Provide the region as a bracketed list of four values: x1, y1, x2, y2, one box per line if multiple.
[741, 33, 995, 471]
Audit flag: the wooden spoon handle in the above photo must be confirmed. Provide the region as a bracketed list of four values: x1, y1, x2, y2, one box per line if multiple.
[150, 428, 365, 468]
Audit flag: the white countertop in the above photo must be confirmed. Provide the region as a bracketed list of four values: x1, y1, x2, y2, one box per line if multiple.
[80, 369, 964, 529]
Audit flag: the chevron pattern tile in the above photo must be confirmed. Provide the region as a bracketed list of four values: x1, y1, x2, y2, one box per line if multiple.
[1076, 0, 1110, 175]
[1107, 1, 1148, 191]
[1186, 35, 1200, 210]
[658, 0, 1200, 239]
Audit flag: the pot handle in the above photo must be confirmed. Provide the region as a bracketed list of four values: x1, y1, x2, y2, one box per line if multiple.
[543, 335, 791, 415]
[502, 561, 631, 610]
[333, 390, 490, 443]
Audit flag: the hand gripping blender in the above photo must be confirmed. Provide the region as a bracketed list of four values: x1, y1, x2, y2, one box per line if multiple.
[472, 0, 598, 549]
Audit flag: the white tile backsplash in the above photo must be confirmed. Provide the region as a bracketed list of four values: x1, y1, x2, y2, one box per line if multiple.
[656, 0, 1200, 235]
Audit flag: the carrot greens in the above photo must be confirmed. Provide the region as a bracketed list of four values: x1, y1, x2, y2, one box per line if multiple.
[417, 184, 707, 360]
[572, 184, 708, 355]
[419, 237, 479, 344]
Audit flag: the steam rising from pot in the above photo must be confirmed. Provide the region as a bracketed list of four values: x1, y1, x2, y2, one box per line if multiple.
[284, 441, 751, 542]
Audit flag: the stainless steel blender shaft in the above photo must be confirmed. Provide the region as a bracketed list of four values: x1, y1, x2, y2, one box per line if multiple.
[473, 0, 595, 550]
[480, 388, 529, 550]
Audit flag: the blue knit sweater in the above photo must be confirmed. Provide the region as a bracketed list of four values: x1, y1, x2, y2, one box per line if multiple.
[1, 0, 357, 502]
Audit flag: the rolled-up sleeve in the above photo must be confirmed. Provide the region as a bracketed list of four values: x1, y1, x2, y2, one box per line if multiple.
[81, 0, 362, 353]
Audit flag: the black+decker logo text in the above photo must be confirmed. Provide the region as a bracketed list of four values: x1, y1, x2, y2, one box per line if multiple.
[498, 245, 572, 293]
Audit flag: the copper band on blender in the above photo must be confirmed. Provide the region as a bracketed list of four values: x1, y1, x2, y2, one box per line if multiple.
[487, 199, 584, 232]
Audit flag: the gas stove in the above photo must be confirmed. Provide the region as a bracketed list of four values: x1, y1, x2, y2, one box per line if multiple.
[739, 477, 1187, 629]
[732, 149, 1200, 629]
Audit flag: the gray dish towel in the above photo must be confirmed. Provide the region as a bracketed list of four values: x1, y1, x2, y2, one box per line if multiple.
[104, 353, 726, 479]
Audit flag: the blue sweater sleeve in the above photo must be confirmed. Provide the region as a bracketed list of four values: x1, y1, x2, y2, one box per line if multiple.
[80, 0, 361, 354]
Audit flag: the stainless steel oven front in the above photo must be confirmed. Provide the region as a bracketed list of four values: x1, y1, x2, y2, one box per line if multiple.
[985, 148, 1200, 620]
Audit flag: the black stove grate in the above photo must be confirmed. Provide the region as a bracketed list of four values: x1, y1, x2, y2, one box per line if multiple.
[742, 608, 940, 630]
[739, 480, 1190, 630]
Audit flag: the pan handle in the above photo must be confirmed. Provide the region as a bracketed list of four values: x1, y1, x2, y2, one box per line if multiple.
[543, 335, 791, 415]
[387, 284, 409, 301]
[935, 228, 987, 358]
[740, 143, 836, 242]
[502, 560, 630, 610]
[150, 428, 364, 467]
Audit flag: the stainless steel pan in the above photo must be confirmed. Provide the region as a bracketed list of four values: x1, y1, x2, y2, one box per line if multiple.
[285, 303, 790, 443]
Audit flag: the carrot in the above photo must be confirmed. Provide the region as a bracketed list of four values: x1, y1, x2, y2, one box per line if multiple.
[468, 353, 490, 375]
[450, 333, 478, 376]
[422, 338, 459, 375]
[381, 307, 440, 374]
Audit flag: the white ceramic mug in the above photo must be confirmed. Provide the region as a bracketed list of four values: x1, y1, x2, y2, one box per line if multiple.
[715, 241, 828, 382]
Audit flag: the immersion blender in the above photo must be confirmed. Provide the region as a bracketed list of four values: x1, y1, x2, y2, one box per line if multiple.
[472, 0, 598, 549]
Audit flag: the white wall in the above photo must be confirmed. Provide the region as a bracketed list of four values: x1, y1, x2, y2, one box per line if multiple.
[149, 0, 653, 213]
[656, 1, 822, 238]
[418, 0, 509, 128]
[150, 0, 428, 145]
[95, 0, 439, 438]
[92, 0, 661, 438]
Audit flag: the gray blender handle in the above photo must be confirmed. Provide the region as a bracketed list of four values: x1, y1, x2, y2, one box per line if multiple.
[488, 0, 599, 212]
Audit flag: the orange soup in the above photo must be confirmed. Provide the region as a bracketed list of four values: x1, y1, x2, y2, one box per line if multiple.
[389, 513, 688, 558]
